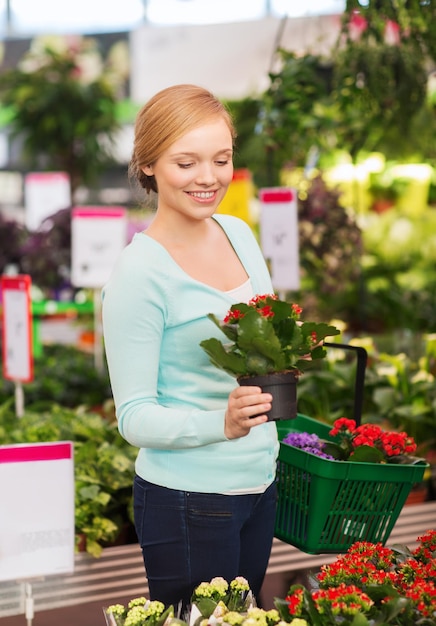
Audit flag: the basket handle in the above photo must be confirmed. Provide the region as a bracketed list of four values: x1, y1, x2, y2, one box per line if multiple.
[323, 342, 368, 426]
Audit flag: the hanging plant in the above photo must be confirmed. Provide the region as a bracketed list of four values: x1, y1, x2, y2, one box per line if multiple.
[258, 0, 435, 172]
[333, 2, 430, 159]
[0, 35, 128, 195]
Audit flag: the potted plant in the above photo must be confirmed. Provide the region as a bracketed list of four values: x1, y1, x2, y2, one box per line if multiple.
[200, 294, 340, 421]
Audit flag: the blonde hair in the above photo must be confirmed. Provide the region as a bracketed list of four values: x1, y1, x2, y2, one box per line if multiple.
[129, 84, 237, 194]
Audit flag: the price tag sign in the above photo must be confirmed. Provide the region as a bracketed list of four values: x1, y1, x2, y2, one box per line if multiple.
[0, 441, 75, 581]
[1, 275, 34, 382]
[24, 172, 71, 231]
[71, 206, 127, 288]
[259, 188, 300, 292]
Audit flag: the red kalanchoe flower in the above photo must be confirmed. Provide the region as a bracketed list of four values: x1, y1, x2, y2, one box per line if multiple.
[257, 305, 275, 319]
[329, 417, 418, 462]
[312, 583, 373, 616]
[223, 309, 245, 324]
[413, 531, 436, 563]
[248, 294, 277, 306]
[330, 417, 356, 436]
[285, 587, 304, 616]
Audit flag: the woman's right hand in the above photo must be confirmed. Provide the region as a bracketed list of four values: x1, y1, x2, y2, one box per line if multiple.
[224, 386, 272, 439]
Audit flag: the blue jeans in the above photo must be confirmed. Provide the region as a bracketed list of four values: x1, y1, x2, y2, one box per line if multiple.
[133, 475, 277, 609]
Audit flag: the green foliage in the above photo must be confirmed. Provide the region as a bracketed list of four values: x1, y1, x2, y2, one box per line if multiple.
[0, 402, 136, 558]
[0, 343, 135, 556]
[344, 0, 436, 63]
[261, 51, 335, 178]
[200, 295, 339, 378]
[361, 209, 436, 332]
[225, 97, 270, 188]
[0, 37, 121, 193]
[251, 2, 436, 178]
[0, 344, 112, 409]
[332, 43, 428, 159]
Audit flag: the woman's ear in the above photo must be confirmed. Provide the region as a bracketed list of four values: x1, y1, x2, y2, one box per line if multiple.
[142, 165, 153, 176]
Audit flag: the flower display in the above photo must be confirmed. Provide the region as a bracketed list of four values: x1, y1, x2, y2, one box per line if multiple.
[104, 533, 436, 625]
[275, 530, 436, 625]
[104, 597, 174, 626]
[191, 576, 253, 621]
[200, 294, 340, 378]
[283, 417, 421, 465]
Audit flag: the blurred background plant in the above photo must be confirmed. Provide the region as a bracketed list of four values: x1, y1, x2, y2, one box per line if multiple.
[0, 34, 129, 196]
[19, 207, 72, 294]
[0, 210, 28, 274]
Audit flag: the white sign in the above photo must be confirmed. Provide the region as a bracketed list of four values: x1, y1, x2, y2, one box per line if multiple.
[24, 172, 71, 231]
[259, 188, 300, 292]
[1, 275, 33, 382]
[0, 171, 23, 205]
[0, 442, 75, 582]
[71, 206, 127, 288]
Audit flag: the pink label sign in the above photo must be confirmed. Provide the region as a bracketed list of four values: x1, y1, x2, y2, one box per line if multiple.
[1, 274, 34, 382]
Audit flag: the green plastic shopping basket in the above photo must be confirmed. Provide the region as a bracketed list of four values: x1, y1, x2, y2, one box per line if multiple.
[274, 344, 429, 554]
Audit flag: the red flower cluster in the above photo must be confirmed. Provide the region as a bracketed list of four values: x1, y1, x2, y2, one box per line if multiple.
[312, 584, 373, 617]
[223, 309, 245, 324]
[285, 531, 436, 622]
[330, 417, 417, 460]
[223, 294, 300, 324]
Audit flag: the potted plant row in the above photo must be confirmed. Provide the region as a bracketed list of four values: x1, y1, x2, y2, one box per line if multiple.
[105, 529, 436, 625]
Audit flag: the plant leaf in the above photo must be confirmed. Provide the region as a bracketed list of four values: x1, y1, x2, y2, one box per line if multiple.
[350, 445, 385, 463]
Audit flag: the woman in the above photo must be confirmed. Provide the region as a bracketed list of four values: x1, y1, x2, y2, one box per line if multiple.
[102, 84, 279, 610]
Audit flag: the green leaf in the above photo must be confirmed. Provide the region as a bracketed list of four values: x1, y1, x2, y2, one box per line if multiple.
[350, 445, 385, 463]
[199, 338, 244, 376]
[273, 597, 291, 622]
[193, 598, 218, 618]
[206, 314, 238, 342]
[322, 441, 348, 460]
[349, 613, 370, 626]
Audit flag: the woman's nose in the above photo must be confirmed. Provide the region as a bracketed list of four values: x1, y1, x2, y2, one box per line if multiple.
[195, 163, 216, 185]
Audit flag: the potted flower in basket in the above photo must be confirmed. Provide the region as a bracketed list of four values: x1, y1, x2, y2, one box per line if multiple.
[200, 294, 340, 421]
[275, 416, 429, 554]
[283, 417, 422, 465]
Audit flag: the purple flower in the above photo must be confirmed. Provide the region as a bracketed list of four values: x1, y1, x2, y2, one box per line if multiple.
[282, 431, 334, 460]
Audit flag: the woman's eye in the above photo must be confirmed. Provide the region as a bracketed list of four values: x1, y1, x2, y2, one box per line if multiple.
[216, 160, 230, 166]
[178, 163, 193, 169]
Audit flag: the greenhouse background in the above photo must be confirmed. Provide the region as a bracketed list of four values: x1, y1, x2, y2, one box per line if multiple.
[0, 1, 435, 625]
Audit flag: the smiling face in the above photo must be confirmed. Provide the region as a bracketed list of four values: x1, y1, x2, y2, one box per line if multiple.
[143, 117, 234, 222]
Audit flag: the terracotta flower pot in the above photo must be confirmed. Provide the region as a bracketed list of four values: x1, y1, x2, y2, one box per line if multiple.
[238, 370, 298, 421]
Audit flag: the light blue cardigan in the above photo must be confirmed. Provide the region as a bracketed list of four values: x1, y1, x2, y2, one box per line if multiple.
[102, 214, 279, 493]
